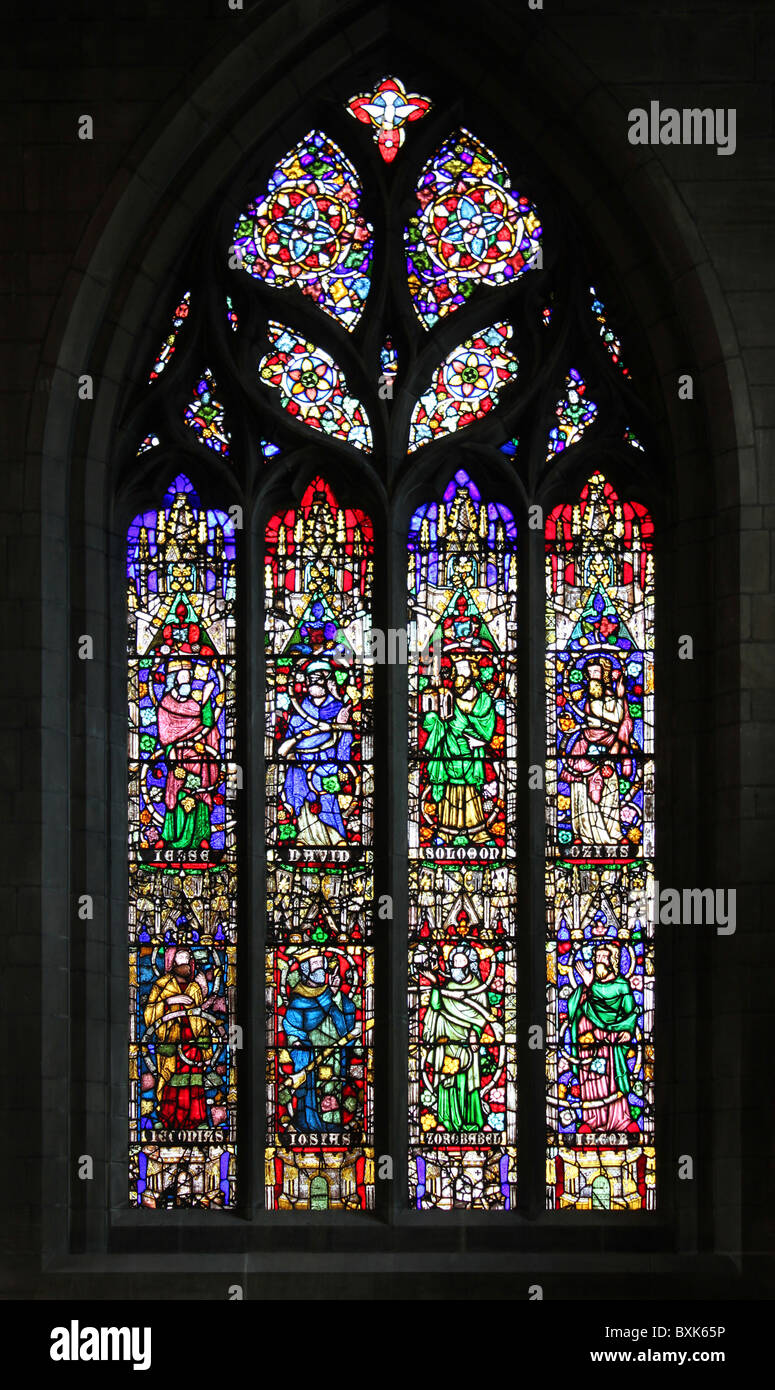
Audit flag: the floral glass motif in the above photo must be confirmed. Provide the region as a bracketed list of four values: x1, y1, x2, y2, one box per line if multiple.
[545, 473, 655, 1210]
[265, 479, 375, 1210]
[590, 286, 630, 377]
[184, 369, 230, 457]
[260, 438, 281, 462]
[231, 130, 373, 332]
[408, 470, 518, 1209]
[409, 323, 518, 452]
[127, 474, 237, 1208]
[137, 434, 160, 455]
[346, 74, 432, 163]
[226, 296, 238, 332]
[406, 129, 542, 330]
[259, 322, 372, 451]
[148, 291, 191, 383]
[547, 368, 597, 458]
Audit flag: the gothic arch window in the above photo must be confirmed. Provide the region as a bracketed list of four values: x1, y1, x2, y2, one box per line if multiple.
[122, 73, 660, 1215]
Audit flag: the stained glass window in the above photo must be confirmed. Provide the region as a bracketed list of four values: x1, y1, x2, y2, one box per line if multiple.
[232, 130, 373, 331]
[259, 323, 372, 450]
[408, 323, 519, 451]
[264, 479, 374, 1210]
[128, 72, 661, 1222]
[149, 291, 190, 383]
[545, 473, 655, 1209]
[184, 369, 230, 456]
[347, 75, 431, 162]
[547, 368, 597, 458]
[408, 470, 518, 1209]
[128, 474, 237, 1208]
[406, 129, 542, 330]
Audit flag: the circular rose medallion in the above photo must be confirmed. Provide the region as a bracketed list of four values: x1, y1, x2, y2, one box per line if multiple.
[422, 182, 520, 277]
[442, 348, 496, 404]
[260, 188, 353, 275]
[281, 352, 336, 406]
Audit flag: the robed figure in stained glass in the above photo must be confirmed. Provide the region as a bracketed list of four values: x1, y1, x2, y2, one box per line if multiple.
[422, 945, 489, 1132]
[422, 600, 498, 843]
[279, 654, 354, 847]
[564, 656, 633, 845]
[566, 943, 639, 1134]
[283, 953, 357, 1132]
[144, 947, 214, 1130]
[156, 660, 221, 848]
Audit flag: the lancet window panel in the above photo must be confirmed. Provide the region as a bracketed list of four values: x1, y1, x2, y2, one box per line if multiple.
[264, 478, 375, 1211]
[545, 473, 656, 1212]
[127, 474, 238, 1209]
[407, 470, 519, 1210]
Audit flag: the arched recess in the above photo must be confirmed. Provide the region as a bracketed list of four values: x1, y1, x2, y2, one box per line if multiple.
[35, 0, 745, 1269]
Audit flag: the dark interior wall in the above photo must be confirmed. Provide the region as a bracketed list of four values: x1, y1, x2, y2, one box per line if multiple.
[3, 0, 773, 1299]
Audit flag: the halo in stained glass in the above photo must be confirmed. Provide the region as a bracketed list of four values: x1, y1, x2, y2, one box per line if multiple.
[258, 322, 372, 452]
[408, 323, 518, 452]
[346, 74, 432, 162]
[406, 129, 542, 330]
[547, 368, 597, 459]
[184, 369, 230, 456]
[231, 130, 373, 332]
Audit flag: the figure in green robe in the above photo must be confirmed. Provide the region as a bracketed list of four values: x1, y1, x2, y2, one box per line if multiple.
[567, 944, 640, 1133]
[423, 655, 496, 842]
[422, 947, 491, 1132]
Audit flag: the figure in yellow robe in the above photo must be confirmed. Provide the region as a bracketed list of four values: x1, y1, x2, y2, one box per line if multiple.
[144, 948, 213, 1129]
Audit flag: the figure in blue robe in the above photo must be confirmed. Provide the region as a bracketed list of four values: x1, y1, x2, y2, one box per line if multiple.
[280, 660, 352, 845]
[283, 956, 357, 1131]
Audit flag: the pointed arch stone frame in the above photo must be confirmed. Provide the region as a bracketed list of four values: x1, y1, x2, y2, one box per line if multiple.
[35, 0, 744, 1289]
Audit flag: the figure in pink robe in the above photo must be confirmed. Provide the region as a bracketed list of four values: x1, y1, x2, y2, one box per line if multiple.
[564, 657, 634, 844]
[157, 668, 220, 848]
